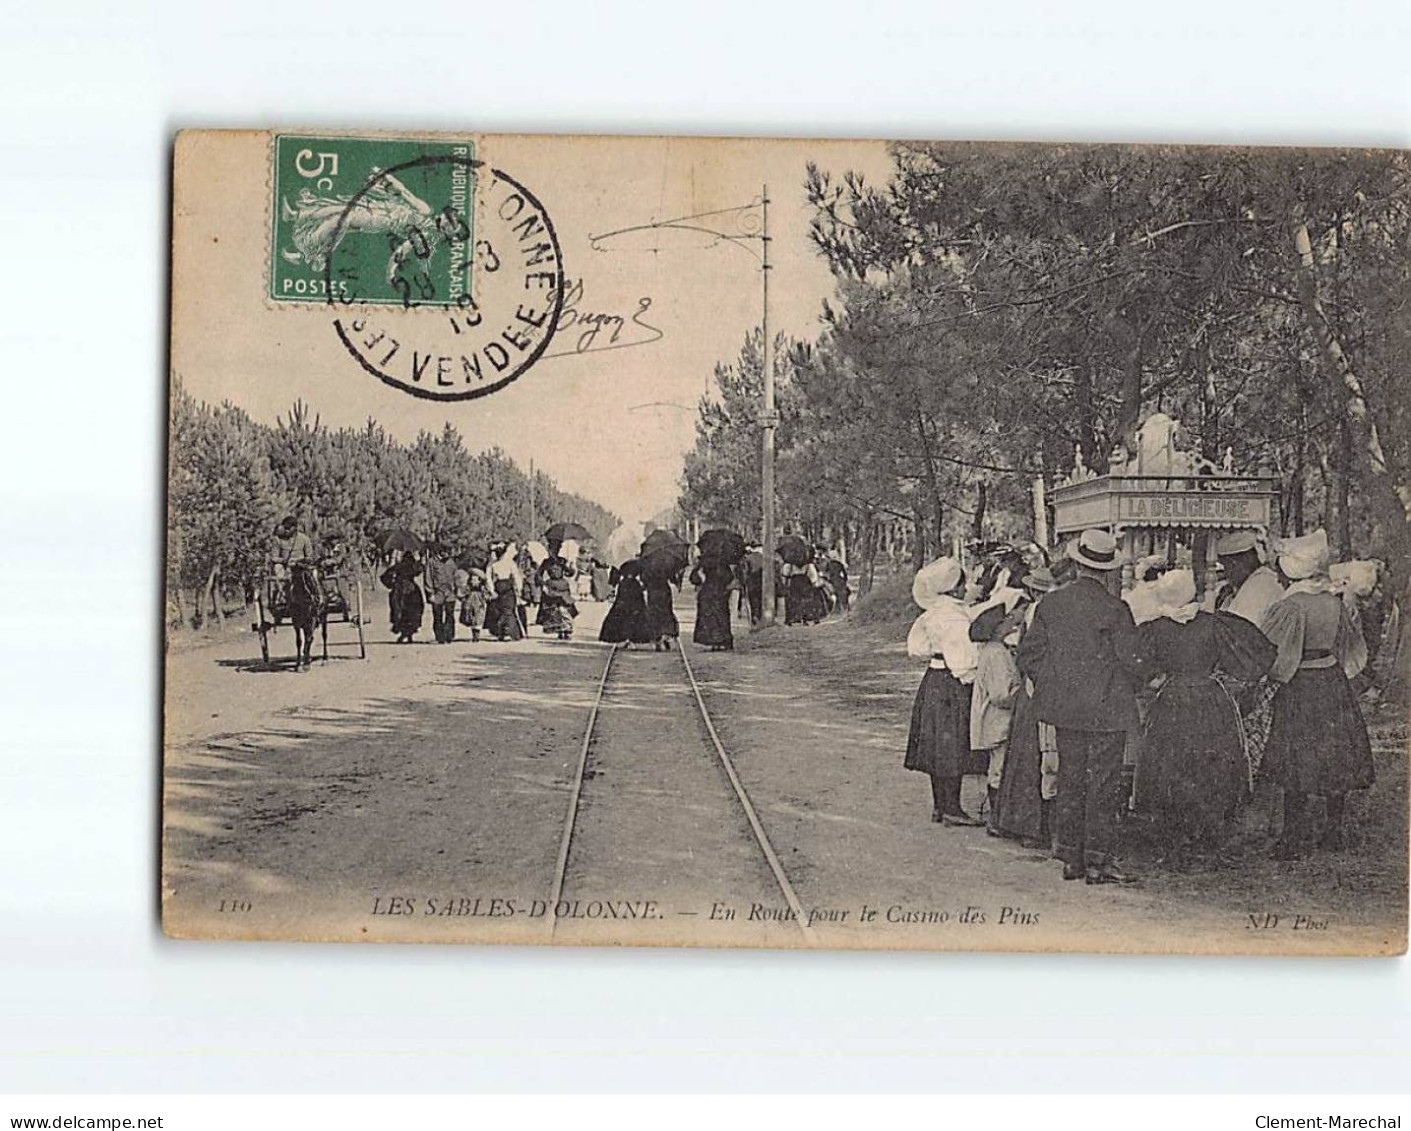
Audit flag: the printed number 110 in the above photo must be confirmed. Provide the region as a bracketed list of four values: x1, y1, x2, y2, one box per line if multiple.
[218, 899, 252, 913]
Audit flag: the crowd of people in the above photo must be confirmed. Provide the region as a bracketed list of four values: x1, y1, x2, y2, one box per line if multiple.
[376, 535, 616, 646]
[596, 536, 854, 654]
[271, 510, 1386, 881]
[904, 526, 1381, 885]
[268, 511, 861, 661]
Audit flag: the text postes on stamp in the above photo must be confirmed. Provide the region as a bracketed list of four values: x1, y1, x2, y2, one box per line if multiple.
[272, 135, 564, 402]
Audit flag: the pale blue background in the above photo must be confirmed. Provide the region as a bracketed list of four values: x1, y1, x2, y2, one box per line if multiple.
[0, 0, 1407, 1093]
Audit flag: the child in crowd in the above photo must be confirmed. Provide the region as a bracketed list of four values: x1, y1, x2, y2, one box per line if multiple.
[539, 559, 578, 640]
[969, 603, 1022, 833]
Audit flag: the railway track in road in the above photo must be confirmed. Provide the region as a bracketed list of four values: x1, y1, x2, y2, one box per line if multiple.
[547, 639, 815, 945]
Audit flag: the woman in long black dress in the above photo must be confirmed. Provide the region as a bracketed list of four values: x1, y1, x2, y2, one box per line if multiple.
[380, 551, 425, 644]
[643, 567, 681, 652]
[600, 559, 653, 646]
[1136, 570, 1276, 863]
[691, 559, 734, 650]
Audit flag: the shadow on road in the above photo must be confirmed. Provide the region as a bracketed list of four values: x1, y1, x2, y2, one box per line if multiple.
[164, 637, 612, 911]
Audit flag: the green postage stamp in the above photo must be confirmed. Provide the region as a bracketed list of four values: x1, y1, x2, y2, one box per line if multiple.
[269, 135, 476, 307]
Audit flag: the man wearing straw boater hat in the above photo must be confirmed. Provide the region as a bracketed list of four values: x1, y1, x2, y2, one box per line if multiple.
[1017, 529, 1150, 884]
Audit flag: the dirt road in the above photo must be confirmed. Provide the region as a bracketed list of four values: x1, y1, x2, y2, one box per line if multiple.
[162, 590, 1406, 954]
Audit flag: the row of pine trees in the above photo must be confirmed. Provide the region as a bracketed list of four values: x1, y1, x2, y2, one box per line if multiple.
[166, 377, 617, 629]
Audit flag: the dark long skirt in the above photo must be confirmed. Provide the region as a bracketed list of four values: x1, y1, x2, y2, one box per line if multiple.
[1136, 674, 1248, 841]
[600, 577, 653, 644]
[540, 597, 576, 635]
[388, 580, 424, 638]
[489, 578, 524, 641]
[644, 578, 679, 640]
[904, 667, 972, 780]
[992, 682, 1045, 841]
[1265, 666, 1374, 795]
[693, 576, 733, 647]
[785, 574, 823, 624]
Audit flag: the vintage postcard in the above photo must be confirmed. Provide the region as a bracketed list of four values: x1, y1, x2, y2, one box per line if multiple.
[163, 130, 1408, 953]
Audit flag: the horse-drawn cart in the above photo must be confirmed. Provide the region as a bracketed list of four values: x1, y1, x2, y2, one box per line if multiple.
[252, 558, 368, 668]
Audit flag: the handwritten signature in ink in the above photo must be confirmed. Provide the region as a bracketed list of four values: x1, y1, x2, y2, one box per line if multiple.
[545, 278, 664, 358]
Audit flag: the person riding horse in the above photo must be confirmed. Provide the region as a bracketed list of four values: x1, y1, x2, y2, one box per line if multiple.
[269, 516, 323, 670]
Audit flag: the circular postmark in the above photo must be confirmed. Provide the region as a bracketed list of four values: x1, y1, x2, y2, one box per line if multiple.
[324, 155, 564, 402]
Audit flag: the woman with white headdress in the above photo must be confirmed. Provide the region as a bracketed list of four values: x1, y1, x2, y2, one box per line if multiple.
[487, 541, 526, 642]
[1134, 569, 1276, 864]
[904, 557, 983, 826]
[1261, 530, 1373, 857]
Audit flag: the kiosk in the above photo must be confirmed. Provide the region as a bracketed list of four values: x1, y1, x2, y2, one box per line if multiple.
[1051, 472, 1279, 589]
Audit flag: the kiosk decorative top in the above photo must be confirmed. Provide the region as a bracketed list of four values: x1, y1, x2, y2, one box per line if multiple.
[1050, 475, 1279, 535]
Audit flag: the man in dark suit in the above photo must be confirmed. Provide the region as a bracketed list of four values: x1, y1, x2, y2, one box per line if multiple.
[1017, 529, 1149, 884]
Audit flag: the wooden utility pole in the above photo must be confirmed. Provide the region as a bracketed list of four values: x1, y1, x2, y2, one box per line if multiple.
[1031, 465, 1049, 549]
[760, 184, 777, 625]
[528, 458, 536, 538]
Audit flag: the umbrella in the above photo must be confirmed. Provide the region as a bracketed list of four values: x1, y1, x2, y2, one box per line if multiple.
[603, 522, 645, 567]
[524, 540, 549, 566]
[776, 535, 810, 567]
[641, 528, 687, 557]
[698, 528, 746, 564]
[641, 544, 689, 581]
[544, 521, 591, 544]
[376, 528, 425, 555]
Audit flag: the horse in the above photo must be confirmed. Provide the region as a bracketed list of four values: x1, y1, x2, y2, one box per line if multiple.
[286, 565, 326, 671]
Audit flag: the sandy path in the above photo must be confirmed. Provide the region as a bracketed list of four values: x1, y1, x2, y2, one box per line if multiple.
[161, 588, 1404, 953]
[163, 602, 616, 943]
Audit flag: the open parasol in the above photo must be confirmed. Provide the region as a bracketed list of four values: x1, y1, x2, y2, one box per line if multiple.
[376, 528, 425, 555]
[603, 522, 645, 567]
[544, 521, 591, 544]
[640, 528, 688, 557]
[641, 544, 689, 581]
[776, 534, 810, 567]
[524, 540, 550, 566]
[697, 528, 746, 564]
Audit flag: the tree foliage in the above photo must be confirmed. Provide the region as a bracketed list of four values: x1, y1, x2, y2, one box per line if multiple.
[167, 376, 618, 623]
[681, 144, 1410, 594]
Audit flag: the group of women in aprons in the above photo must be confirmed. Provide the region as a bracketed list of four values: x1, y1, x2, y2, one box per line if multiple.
[904, 527, 1375, 866]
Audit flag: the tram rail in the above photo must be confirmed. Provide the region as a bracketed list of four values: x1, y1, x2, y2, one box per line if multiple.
[548, 638, 814, 944]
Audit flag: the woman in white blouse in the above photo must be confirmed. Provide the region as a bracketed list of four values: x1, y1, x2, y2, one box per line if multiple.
[487, 541, 526, 641]
[904, 557, 983, 826]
